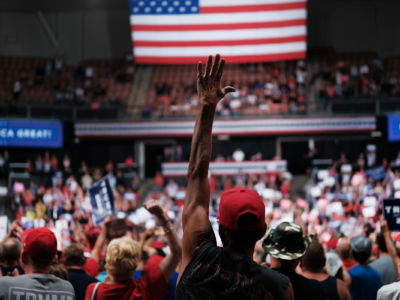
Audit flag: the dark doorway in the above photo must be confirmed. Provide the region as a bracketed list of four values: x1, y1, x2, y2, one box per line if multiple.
[281, 141, 309, 174]
[145, 143, 175, 178]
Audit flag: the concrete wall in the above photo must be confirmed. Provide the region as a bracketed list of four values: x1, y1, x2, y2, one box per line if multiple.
[0, 9, 131, 64]
[307, 0, 400, 57]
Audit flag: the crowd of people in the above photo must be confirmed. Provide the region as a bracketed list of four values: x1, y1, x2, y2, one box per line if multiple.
[1, 55, 400, 299]
[317, 54, 400, 108]
[142, 60, 308, 118]
[0, 53, 133, 107]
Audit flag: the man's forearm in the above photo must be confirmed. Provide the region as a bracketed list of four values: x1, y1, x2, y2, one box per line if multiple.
[188, 102, 216, 179]
[158, 215, 182, 280]
[383, 229, 400, 279]
[159, 214, 182, 258]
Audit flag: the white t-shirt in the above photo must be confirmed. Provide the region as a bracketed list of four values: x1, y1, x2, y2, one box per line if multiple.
[232, 149, 245, 162]
[377, 281, 400, 300]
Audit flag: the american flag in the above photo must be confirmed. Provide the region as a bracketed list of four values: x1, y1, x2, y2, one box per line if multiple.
[130, 0, 307, 64]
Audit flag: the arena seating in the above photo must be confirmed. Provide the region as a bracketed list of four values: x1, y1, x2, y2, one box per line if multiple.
[143, 60, 308, 118]
[0, 56, 132, 105]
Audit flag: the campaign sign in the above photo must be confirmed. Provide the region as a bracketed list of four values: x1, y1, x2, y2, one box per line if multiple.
[0, 216, 8, 241]
[388, 114, 400, 142]
[0, 120, 63, 148]
[365, 166, 386, 181]
[383, 198, 400, 231]
[89, 177, 114, 226]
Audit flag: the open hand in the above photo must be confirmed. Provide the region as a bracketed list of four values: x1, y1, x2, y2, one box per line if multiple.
[10, 220, 23, 238]
[197, 54, 235, 105]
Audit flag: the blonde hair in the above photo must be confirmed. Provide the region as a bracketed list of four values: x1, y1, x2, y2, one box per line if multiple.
[105, 237, 141, 278]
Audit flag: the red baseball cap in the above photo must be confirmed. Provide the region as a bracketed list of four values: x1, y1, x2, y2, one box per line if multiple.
[218, 187, 266, 232]
[20, 228, 34, 244]
[84, 257, 100, 277]
[151, 241, 165, 249]
[326, 237, 339, 249]
[23, 227, 57, 263]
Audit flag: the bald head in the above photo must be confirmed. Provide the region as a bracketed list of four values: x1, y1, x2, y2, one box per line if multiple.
[1, 238, 22, 266]
[336, 237, 351, 259]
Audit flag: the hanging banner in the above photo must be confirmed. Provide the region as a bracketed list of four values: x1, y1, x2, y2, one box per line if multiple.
[0, 120, 63, 148]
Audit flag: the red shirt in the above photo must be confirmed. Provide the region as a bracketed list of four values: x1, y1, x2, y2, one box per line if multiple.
[342, 258, 355, 270]
[85, 265, 168, 300]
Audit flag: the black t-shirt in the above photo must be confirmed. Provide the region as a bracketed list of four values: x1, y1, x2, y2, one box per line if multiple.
[320, 276, 339, 300]
[273, 267, 326, 300]
[176, 241, 290, 300]
[67, 268, 98, 300]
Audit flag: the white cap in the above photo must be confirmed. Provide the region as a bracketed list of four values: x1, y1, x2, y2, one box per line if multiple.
[310, 186, 322, 198]
[317, 170, 329, 181]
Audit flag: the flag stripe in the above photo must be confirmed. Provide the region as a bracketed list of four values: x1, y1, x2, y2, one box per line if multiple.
[132, 26, 306, 42]
[130, 10, 306, 25]
[135, 52, 306, 64]
[134, 41, 305, 57]
[133, 35, 305, 47]
[131, 19, 305, 31]
[200, 2, 306, 13]
[200, 0, 305, 6]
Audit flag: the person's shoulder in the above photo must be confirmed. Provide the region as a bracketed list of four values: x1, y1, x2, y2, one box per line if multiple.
[369, 256, 388, 267]
[190, 240, 220, 262]
[0, 273, 31, 284]
[254, 264, 291, 290]
[369, 257, 380, 265]
[378, 281, 400, 292]
[69, 268, 98, 282]
[296, 272, 320, 286]
[0, 274, 74, 295]
[377, 281, 400, 299]
[367, 265, 382, 277]
[300, 275, 326, 299]
[347, 265, 360, 275]
[47, 274, 75, 291]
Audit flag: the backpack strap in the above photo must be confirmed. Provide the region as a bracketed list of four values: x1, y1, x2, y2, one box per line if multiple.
[91, 282, 101, 300]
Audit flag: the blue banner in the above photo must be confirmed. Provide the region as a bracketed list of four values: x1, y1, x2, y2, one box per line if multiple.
[0, 120, 63, 148]
[383, 198, 400, 231]
[388, 114, 400, 142]
[365, 166, 386, 181]
[89, 177, 114, 226]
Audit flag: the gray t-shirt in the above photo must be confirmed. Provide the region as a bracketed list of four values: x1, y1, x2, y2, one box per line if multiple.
[0, 273, 75, 300]
[369, 256, 398, 286]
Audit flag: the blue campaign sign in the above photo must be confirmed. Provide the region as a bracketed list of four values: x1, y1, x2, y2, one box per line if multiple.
[383, 198, 400, 231]
[0, 120, 63, 148]
[364, 166, 386, 181]
[388, 114, 400, 142]
[89, 177, 115, 226]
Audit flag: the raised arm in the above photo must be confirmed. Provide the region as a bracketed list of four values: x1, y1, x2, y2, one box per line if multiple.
[90, 216, 112, 263]
[144, 200, 182, 281]
[381, 221, 400, 280]
[1, 220, 22, 244]
[181, 55, 235, 272]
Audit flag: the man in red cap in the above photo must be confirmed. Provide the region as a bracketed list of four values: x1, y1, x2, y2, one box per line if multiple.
[0, 227, 75, 299]
[176, 54, 293, 300]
